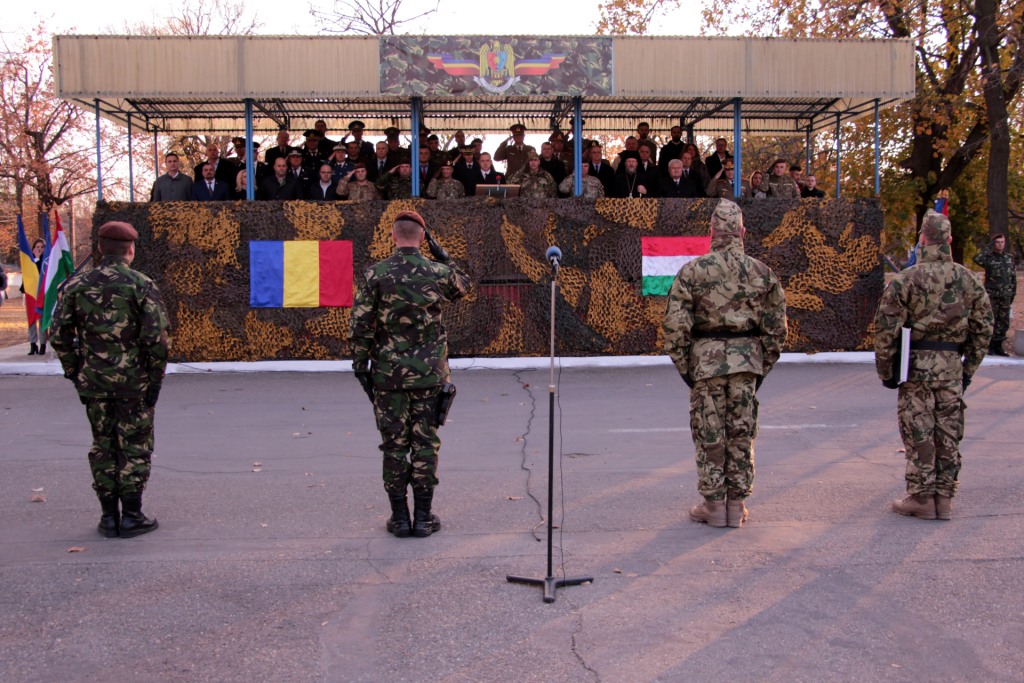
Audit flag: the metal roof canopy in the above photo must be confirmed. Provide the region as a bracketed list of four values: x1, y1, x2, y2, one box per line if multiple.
[54, 35, 915, 137]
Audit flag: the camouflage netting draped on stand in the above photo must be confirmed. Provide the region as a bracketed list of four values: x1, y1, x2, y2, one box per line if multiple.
[92, 198, 884, 362]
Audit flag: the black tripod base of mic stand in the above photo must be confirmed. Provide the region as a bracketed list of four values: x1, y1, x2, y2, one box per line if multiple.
[506, 573, 594, 604]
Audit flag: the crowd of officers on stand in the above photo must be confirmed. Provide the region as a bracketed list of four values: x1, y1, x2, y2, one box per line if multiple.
[150, 119, 830, 203]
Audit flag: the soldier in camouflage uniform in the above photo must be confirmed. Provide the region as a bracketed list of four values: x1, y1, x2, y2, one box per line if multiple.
[337, 164, 380, 201]
[760, 159, 801, 199]
[374, 162, 414, 199]
[50, 221, 169, 538]
[663, 200, 788, 528]
[426, 161, 467, 200]
[972, 234, 1016, 356]
[350, 210, 471, 538]
[508, 153, 557, 198]
[875, 210, 993, 520]
[558, 161, 605, 199]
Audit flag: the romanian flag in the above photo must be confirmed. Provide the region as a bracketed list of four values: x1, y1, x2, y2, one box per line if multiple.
[16, 216, 42, 326]
[641, 236, 711, 296]
[249, 241, 353, 308]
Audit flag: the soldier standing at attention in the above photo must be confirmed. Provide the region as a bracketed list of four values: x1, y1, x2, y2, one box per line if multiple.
[663, 200, 788, 528]
[350, 211, 471, 538]
[972, 233, 1016, 356]
[875, 210, 993, 520]
[50, 221, 170, 538]
[494, 123, 536, 177]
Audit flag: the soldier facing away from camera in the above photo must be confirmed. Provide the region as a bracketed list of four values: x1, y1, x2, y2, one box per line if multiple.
[50, 221, 170, 538]
[663, 199, 788, 528]
[875, 209, 993, 520]
[349, 211, 471, 538]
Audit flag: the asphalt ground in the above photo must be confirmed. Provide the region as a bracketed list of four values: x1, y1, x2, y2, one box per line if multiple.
[2, 358, 1024, 682]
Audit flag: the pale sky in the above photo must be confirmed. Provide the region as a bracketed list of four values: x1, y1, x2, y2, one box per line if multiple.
[6, 0, 702, 37]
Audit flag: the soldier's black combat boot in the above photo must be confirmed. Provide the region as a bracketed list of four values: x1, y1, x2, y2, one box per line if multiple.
[28, 343, 38, 355]
[386, 493, 412, 538]
[119, 493, 159, 538]
[97, 494, 120, 538]
[411, 489, 441, 538]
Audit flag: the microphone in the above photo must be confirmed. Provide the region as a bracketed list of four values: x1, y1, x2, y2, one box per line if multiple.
[545, 246, 562, 268]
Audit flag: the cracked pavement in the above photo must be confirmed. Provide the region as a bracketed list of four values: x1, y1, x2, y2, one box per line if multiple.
[2, 362, 1023, 681]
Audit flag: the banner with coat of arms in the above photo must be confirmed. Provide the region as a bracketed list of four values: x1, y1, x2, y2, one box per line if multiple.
[379, 36, 613, 96]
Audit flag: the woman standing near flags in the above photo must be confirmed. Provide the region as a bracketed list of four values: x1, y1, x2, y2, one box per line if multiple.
[21, 239, 46, 355]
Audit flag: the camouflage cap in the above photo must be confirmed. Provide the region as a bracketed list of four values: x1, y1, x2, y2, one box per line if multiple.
[394, 210, 426, 230]
[526, 151, 539, 161]
[921, 209, 951, 242]
[711, 199, 744, 234]
[98, 221, 139, 242]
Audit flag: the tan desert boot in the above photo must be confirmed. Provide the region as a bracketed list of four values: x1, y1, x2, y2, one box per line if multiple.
[726, 499, 749, 528]
[689, 499, 727, 528]
[892, 494, 937, 520]
[935, 495, 952, 520]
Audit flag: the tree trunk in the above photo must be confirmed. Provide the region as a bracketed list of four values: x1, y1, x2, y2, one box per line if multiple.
[976, 0, 1010, 238]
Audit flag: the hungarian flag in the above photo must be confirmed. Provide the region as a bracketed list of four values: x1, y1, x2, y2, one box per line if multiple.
[40, 211, 75, 330]
[641, 236, 711, 296]
[16, 216, 42, 326]
[249, 241, 354, 308]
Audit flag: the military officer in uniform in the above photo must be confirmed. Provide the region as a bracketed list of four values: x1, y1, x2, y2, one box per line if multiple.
[760, 159, 801, 199]
[375, 161, 414, 199]
[494, 123, 536, 177]
[426, 160, 467, 200]
[558, 160, 605, 199]
[875, 210, 993, 520]
[50, 221, 170, 538]
[972, 233, 1016, 356]
[337, 164, 380, 201]
[350, 210, 471, 538]
[508, 153, 557, 198]
[663, 200, 788, 528]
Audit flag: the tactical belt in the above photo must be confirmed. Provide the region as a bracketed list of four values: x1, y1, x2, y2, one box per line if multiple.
[910, 340, 961, 352]
[692, 329, 758, 339]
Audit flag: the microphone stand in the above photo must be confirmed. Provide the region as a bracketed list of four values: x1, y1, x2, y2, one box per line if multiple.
[507, 251, 593, 603]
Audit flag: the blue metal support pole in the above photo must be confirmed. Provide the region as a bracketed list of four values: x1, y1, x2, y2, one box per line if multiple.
[733, 98, 742, 199]
[874, 99, 881, 197]
[94, 100, 103, 202]
[835, 113, 842, 199]
[127, 113, 135, 202]
[573, 97, 582, 197]
[411, 97, 422, 197]
[805, 126, 812, 175]
[245, 99, 255, 200]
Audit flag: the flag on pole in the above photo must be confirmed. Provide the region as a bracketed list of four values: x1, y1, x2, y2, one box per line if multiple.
[16, 216, 42, 327]
[40, 211, 75, 330]
[641, 236, 711, 296]
[249, 241, 354, 307]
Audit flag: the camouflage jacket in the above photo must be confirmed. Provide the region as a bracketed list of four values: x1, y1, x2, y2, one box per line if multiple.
[761, 174, 800, 199]
[338, 180, 379, 201]
[50, 256, 170, 398]
[972, 245, 1016, 299]
[426, 177, 467, 200]
[663, 234, 788, 381]
[350, 247, 471, 391]
[374, 173, 413, 199]
[509, 168, 557, 198]
[874, 243, 993, 382]
[558, 173, 605, 199]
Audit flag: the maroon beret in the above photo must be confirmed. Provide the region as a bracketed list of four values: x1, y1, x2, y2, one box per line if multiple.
[393, 211, 426, 230]
[98, 221, 139, 242]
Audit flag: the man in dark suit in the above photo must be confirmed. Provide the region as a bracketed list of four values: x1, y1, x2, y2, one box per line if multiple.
[190, 163, 230, 201]
[367, 141, 392, 183]
[658, 157, 705, 198]
[452, 146, 479, 194]
[193, 143, 237, 186]
[307, 163, 340, 200]
[259, 157, 301, 200]
[264, 130, 294, 169]
[704, 138, 734, 179]
[587, 144, 616, 196]
[415, 145, 440, 197]
[458, 152, 501, 196]
[658, 126, 686, 178]
[285, 150, 311, 192]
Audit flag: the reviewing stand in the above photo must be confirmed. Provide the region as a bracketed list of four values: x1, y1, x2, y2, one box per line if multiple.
[506, 246, 593, 603]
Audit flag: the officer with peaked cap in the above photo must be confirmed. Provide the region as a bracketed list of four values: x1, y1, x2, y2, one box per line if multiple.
[494, 123, 536, 177]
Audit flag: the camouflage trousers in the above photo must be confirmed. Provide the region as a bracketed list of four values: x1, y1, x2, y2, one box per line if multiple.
[897, 379, 964, 498]
[373, 387, 440, 495]
[84, 398, 155, 497]
[989, 294, 1012, 345]
[689, 372, 759, 501]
